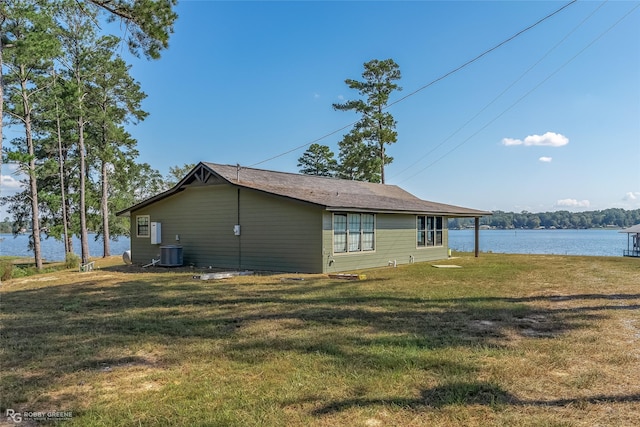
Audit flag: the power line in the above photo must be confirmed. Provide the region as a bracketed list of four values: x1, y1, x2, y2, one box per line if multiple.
[386, 0, 578, 110]
[395, 1, 640, 185]
[248, 121, 356, 168]
[248, 0, 577, 168]
[389, 0, 608, 182]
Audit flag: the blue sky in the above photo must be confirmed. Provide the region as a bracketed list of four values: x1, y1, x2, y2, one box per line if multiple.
[2, 0, 639, 217]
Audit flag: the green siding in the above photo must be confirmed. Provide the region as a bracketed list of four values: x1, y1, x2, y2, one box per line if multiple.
[130, 183, 450, 274]
[238, 190, 322, 273]
[130, 184, 322, 273]
[321, 212, 449, 273]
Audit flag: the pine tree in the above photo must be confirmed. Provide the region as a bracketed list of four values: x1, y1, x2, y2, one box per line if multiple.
[333, 59, 401, 183]
[2, 1, 60, 269]
[86, 35, 148, 257]
[297, 144, 338, 177]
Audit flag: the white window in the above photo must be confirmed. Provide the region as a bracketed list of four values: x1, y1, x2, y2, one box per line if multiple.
[417, 215, 443, 247]
[333, 213, 375, 254]
[333, 214, 347, 253]
[136, 215, 150, 238]
[362, 214, 375, 251]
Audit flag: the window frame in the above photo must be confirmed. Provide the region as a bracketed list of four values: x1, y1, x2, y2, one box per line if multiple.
[333, 213, 348, 254]
[417, 215, 444, 248]
[136, 215, 150, 238]
[333, 212, 376, 254]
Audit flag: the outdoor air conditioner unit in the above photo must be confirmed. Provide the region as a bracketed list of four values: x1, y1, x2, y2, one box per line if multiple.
[159, 245, 183, 267]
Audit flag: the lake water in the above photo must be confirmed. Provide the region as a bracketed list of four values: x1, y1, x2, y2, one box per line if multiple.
[449, 228, 629, 257]
[0, 229, 632, 261]
[0, 233, 131, 261]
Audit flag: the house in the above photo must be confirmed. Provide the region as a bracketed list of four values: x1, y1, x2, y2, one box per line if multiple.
[116, 162, 491, 273]
[620, 224, 640, 257]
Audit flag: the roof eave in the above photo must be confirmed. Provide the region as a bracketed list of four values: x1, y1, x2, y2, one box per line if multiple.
[116, 186, 186, 217]
[325, 206, 491, 216]
[116, 162, 224, 217]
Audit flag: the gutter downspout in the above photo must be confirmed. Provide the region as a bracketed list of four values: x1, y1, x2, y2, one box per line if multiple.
[237, 188, 241, 269]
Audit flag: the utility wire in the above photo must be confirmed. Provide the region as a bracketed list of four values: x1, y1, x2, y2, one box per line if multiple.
[248, 0, 578, 168]
[389, 0, 608, 181]
[386, 0, 577, 110]
[395, 1, 640, 185]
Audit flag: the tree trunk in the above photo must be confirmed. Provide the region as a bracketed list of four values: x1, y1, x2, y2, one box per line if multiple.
[0, 15, 6, 185]
[65, 194, 74, 254]
[377, 106, 385, 184]
[20, 65, 43, 270]
[101, 159, 111, 257]
[380, 142, 385, 184]
[78, 115, 90, 265]
[54, 78, 71, 255]
[0, 24, 4, 183]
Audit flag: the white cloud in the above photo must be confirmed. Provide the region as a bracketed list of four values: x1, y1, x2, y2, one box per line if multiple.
[1, 164, 26, 202]
[525, 132, 569, 147]
[539, 156, 552, 162]
[313, 92, 320, 99]
[1, 174, 24, 192]
[555, 198, 590, 208]
[502, 132, 569, 147]
[623, 191, 640, 201]
[337, 95, 344, 101]
[502, 138, 522, 146]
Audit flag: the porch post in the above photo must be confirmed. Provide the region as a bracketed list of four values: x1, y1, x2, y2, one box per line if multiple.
[474, 217, 480, 257]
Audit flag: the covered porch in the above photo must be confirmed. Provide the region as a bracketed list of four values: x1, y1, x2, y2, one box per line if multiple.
[620, 224, 640, 257]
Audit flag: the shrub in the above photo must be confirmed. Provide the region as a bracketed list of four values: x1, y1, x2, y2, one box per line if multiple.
[65, 252, 80, 270]
[0, 260, 14, 281]
[11, 266, 35, 278]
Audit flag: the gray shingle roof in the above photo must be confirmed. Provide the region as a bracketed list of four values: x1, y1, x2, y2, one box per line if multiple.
[205, 163, 488, 216]
[118, 162, 490, 217]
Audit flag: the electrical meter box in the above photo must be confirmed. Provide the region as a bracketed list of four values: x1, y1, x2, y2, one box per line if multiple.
[151, 222, 162, 244]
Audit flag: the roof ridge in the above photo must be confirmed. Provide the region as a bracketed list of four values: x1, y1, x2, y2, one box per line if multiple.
[202, 161, 396, 187]
[117, 161, 491, 217]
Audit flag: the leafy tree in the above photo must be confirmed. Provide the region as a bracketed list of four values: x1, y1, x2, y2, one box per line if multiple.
[33, 67, 81, 256]
[450, 208, 640, 230]
[297, 144, 338, 177]
[58, 6, 101, 264]
[2, 0, 60, 269]
[336, 132, 380, 182]
[1, 0, 174, 266]
[0, 217, 11, 233]
[333, 58, 401, 183]
[86, 0, 177, 60]
[1, 0, 177, 185]
[526, 216, 541, 229]
[129, 162, 166, 203]
[49, 68, 73, 254]
[166, 163, 196, 187]
[96, 128, 142, 242]
[85, 35, 147, 257]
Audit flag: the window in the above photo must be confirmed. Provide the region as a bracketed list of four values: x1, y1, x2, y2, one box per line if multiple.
[136, 215, 150, 238]
[417, 216, 426, 247]
[348, 214, 361, 251]
[333, 213, 375, 253]
[362, 214, 375, 251]
[417, 215, 444, 247]
[333, 214, 347, 253]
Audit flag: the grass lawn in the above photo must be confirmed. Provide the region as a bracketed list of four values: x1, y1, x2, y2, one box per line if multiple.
[1, 253, 639, 426]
